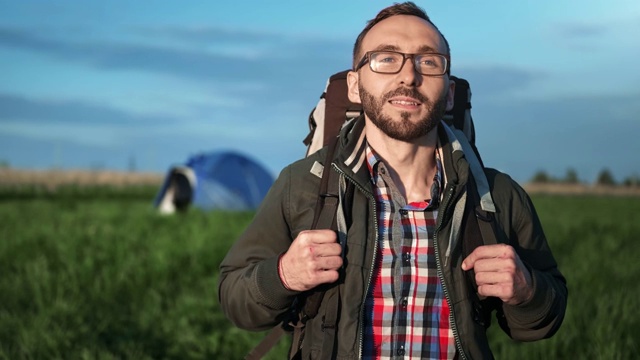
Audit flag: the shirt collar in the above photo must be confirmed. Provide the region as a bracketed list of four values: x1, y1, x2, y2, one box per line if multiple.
[365, 141, 443, 209]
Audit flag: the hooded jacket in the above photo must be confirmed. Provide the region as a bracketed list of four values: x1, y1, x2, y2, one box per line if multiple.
[218, 117, 567, 359]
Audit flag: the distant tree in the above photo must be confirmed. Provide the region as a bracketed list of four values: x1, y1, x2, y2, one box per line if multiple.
[622, 174, 640, 187]
[531, 170, 551, 183]
[595, 168, 616, 186]
[0, 160, 9, 168]
[563, 168, 579, 184]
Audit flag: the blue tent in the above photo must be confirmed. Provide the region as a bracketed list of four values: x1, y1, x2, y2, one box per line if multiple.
[154, 151, 274, 213]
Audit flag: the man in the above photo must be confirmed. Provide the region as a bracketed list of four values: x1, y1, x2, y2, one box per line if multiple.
[218, 2, 567, 359]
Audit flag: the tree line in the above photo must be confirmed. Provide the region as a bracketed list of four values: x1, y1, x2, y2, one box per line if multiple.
[530, 168, 640, 187]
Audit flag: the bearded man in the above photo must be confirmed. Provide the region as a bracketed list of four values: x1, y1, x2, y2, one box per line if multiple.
[218, 2, 567, 359]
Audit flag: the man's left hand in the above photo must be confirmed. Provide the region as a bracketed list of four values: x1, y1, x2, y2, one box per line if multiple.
[461, 244, 533, 306]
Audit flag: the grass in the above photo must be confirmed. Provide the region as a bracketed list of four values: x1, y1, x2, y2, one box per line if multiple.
[0, 186, 288, 359]
[0, 186, 639, 359]
[488, 195, 640, 359]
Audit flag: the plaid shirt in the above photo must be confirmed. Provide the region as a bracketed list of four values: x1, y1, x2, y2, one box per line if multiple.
[362, 144, 456, 359]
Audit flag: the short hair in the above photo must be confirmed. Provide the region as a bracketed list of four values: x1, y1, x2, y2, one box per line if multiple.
[352, 2, 451, 72]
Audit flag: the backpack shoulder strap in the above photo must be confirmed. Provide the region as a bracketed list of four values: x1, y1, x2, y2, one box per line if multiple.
[244, 326, 287, 360]
[449, 127, 495, 213]
[463, 169, 505, 328]
[311, 137, 341, 230]
[246, 138, 342, 360]
[293, 137, 342, 358]
[464, 171, 498, 251]
[447, 124, 497, 249]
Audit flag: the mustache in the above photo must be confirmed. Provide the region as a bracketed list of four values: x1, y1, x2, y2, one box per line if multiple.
[382, 87, 429, 104]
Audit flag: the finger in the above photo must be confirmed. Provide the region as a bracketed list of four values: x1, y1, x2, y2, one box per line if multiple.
[475, 270, 513, 286]
[315, 255, 343, 270]
[311, 243, 342, 257]
[472, 258, 516, 273]
[298, 229, 337, 244]
[477, 283, 514, 302]
[314, 269, 340, 285]
[462, 244, 513, 270]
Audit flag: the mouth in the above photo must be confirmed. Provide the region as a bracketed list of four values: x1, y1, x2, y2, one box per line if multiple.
[389, 97, 422, 108]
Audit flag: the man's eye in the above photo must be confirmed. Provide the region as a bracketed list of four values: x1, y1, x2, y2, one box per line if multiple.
[378, 56, 397, 63]
[419, 56, 440, 68]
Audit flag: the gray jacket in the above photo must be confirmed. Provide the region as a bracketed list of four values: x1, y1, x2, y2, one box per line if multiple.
[218, 117, 567, 359]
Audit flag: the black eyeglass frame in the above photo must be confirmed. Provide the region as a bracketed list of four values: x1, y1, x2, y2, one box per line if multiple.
[354, 50, 450, 76]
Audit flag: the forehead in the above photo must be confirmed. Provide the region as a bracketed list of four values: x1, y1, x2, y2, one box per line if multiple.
[361, 15, 446, 54]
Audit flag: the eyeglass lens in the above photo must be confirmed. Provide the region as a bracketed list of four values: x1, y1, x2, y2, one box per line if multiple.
[370, 51, 446, 75]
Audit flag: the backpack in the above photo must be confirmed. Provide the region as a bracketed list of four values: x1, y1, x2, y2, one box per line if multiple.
[246, 70, 497, 360]
[303, 70, 477, 159]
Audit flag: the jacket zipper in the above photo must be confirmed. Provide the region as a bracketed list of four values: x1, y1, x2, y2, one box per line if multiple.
[332, 165, 377, 359]
[434, 183, 468, 360]
[336, 163, 467, 358]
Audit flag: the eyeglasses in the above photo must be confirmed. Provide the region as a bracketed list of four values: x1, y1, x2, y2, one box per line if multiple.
[355, 50, 449, 76]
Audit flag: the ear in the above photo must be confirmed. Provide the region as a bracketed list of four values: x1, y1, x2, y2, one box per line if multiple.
[445, 78, 456, 111]
[347, 71, 362, 104]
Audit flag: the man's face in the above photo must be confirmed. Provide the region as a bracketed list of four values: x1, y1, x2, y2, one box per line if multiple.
[348, 15, 454, 142]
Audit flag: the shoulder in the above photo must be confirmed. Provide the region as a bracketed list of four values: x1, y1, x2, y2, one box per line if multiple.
[483, 167, 539, 227]
[484, 167, 529, 201]
[271, 149, 327, 224]
[284, 147, 329, 187]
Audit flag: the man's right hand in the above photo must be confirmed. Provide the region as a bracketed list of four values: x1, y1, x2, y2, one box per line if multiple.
[278, 229, 343, 291]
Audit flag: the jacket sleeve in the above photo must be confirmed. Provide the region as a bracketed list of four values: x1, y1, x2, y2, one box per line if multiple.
[489, 170, 568, 341]
[217, 165, 302, 331]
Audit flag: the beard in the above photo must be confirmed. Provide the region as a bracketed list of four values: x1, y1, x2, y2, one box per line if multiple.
[359, 85, 448, 142]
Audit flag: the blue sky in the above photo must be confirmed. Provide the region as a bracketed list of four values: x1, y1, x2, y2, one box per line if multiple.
[1, 0, 639, 184]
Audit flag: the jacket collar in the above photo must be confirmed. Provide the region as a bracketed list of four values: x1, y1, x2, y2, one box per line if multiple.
[333, 115, 471, 192]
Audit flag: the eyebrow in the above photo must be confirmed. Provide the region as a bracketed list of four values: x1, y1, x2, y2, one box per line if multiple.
[370, 44, 440, 53]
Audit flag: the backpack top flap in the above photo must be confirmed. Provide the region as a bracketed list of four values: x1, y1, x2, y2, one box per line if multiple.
[444, 75, 475, 144]
[323, 70, 362, 147]
[304, 70, 362, 156]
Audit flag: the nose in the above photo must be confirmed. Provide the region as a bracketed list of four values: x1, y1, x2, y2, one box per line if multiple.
[398, 55, 422, 86]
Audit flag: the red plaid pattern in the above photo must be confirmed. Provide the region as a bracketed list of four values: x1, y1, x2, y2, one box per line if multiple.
[362, 144, 456, 359]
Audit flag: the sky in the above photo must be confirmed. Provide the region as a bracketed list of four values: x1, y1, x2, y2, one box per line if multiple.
[1, 0, 639, 184]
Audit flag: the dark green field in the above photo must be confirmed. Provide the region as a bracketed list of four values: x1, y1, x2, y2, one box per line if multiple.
[1, 186, 639, 359]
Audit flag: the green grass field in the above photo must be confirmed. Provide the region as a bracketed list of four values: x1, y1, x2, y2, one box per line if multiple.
[1, 186, 639, 359]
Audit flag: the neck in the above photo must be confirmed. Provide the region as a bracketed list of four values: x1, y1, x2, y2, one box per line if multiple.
[365, 124, 439, 203]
